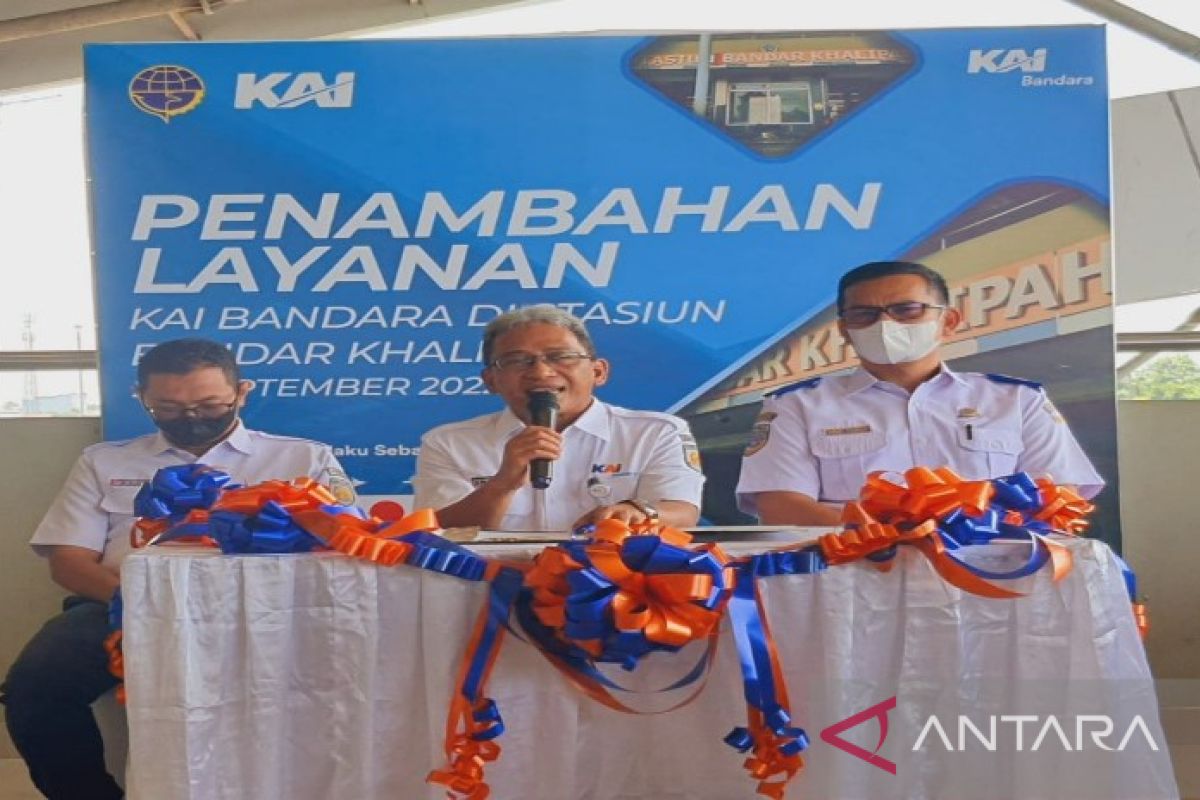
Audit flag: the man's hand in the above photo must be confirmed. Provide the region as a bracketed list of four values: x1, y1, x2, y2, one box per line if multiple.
[571, 500, 699, 532]
[754, 491, 843, 527]
[572, 501, 647, 530]
[434, 424, 562, 530]
[47, 545, 119, 603]
[491, 425, 562, 490]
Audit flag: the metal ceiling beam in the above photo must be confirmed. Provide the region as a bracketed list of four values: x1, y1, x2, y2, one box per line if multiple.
[0, 0, 242, 44]
[1061, 0, 1200, 63]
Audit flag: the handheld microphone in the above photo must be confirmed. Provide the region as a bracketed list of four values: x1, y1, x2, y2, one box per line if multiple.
[527, 390, 559, 489]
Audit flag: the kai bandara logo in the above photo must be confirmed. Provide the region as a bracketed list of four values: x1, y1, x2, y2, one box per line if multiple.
[234, 71, 355, 109]
[967, 47, 1094, 87]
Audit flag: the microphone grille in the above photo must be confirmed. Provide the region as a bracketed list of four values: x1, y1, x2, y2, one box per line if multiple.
[528, 390, 559, 411]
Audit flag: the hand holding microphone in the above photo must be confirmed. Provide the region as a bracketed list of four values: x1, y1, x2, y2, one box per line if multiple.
[527, 390, 559, 489]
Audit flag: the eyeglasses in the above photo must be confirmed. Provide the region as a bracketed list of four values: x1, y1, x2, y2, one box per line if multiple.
[142, 400, 238, 420]
[489, 350, 593, 373]
[839, 302, 946, 329]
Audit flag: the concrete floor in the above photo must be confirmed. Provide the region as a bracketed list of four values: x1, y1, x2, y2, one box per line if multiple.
[0, 760, 41, 800]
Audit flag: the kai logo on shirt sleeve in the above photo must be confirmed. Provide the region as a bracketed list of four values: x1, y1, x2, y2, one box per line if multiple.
[680, 432, 703, 472]
[322, 467, 358, 505]
[743, 411, 777, 457]
[234, 72, 356, 109]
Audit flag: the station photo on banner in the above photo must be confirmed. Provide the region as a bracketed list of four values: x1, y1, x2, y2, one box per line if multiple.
[84, 27, 1117, 542]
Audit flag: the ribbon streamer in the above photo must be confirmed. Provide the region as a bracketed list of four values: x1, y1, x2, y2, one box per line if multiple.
[723, 551, 823, 799]
[111, 464, 1118, 799]
[819, 468, 1079, 598]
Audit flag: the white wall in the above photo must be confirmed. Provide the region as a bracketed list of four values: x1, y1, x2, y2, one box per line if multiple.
[1116, 400, 1200, 678]
[0, 417, 100, 758]
[1112, 86, 1200, 305]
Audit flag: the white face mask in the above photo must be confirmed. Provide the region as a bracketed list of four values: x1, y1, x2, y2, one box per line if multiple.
[847, 317, 943, 365]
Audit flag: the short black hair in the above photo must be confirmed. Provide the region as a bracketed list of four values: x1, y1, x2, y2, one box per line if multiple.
[136, 338, 240, 389]
[837, 260, 950, 311]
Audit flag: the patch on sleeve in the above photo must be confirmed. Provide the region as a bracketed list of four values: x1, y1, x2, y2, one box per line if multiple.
[322, 467, 358, 505]
[680, 432, 703, 472]
[743, 411, 777, 457]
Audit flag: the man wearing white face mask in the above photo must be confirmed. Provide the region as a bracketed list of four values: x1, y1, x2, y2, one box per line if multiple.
[735, 260, 1104, 526]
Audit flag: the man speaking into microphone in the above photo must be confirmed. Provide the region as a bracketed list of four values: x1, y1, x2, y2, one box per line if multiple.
[412, 305, 704, 532]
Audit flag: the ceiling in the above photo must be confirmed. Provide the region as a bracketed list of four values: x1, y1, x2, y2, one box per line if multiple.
[0, 0, 522, 94]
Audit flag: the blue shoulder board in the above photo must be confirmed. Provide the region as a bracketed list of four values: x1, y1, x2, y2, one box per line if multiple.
[768, 377, 822, 397]
[985, 373, 1044, 391]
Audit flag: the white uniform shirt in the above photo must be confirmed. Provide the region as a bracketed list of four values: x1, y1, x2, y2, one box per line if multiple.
[30, 423, 349, 571]
[412, 400, 705, 532]
[736, 367, 1104, 514]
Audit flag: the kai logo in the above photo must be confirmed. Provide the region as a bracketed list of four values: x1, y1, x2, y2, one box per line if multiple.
[591, 463, 622, 474]
[234, 71, 356, 109]
[967, 48, 1047, 74]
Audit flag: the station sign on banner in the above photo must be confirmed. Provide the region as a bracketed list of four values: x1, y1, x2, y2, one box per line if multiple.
[84, 28, 1118, 538]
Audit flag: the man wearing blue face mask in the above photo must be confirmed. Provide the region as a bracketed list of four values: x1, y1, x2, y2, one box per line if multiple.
[735, 260, 1104, 526]
[2, 338, 352, 800]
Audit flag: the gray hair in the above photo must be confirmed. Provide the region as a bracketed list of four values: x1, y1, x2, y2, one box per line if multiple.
[482, 304, 596, 365]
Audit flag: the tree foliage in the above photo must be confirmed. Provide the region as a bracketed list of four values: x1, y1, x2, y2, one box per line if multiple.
[1118, 354, 1200, 400]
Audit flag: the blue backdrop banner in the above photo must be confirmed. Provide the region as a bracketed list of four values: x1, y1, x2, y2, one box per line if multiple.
[85, 29, 1113, 520]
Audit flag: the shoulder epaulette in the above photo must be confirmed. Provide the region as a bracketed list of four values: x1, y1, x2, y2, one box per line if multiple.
[985, 373, 1044, 391]
[767, 377, 822, 397]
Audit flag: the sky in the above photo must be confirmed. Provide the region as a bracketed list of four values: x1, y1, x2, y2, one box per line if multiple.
[0, 0, 1197, 407]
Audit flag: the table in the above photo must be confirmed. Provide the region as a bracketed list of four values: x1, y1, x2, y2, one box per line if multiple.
[119, 535, 1179, 800]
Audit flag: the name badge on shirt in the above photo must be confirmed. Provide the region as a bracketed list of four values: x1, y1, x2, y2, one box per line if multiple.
[109, 478, 147, 487]
[822, 424, 872, 437]
[956, 407, 981, 419]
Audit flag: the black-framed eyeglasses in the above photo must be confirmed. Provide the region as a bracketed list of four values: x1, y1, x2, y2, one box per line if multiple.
[141, 400, 238, 420]
[839, 302, 946, 329]
[489, 350, 593, 373]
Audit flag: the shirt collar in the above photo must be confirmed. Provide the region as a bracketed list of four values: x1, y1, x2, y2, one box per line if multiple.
[844, 363, 963, 396]
[493, 399, 611, 441]
[571, 399, 610, 441]
[934, 363, 968, 386]
[842, 367, 879, 396]
[222, 421, 254, 454]
[495, 406, 526, 438]
[144, 420, 253, 457]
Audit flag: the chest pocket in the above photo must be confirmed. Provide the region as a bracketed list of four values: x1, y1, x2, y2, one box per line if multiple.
[809, 430, 888, 502]
[585, 473, 640, 505]
[954, 425, 1021, 480]
[99, 488, 141, 516]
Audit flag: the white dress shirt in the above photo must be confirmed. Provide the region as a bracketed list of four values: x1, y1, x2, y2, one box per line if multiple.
[412, 400, 705, 532]
[30, 423, 348, 570]
[736, 367, 1104, 514]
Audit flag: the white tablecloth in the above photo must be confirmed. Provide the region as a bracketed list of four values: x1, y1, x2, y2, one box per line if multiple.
[120, 537, 1178, 800]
